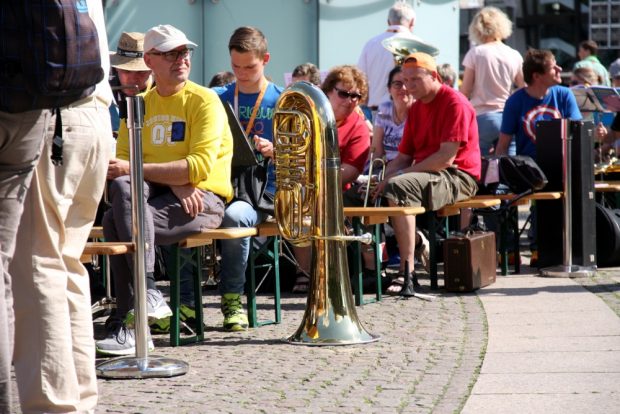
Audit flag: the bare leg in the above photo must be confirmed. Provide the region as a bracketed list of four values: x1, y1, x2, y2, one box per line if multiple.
[388, 198, 417, 274]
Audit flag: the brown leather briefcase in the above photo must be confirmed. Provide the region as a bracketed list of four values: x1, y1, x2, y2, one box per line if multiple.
[443, 231, 497, 292]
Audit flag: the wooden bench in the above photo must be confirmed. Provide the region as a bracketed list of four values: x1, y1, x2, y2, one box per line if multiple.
[248, 221, 282, 330]
[169, 225, 282, 346]
[595, 181, 620, 192]
[473, 192, 562, 274]
[343, 206, 425, 305]
[169, 227, 256, 346]
[82, 230, 132, 318]
[81, 241, 133, 262]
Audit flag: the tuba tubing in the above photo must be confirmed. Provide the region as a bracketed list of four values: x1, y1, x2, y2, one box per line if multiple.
[273, 81, 378, 345]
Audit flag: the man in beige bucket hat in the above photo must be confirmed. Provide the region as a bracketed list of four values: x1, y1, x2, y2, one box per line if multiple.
[109, 32, 152, 131]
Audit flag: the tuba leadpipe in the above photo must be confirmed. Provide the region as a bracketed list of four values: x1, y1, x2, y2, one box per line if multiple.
[273, 81, 379, 345]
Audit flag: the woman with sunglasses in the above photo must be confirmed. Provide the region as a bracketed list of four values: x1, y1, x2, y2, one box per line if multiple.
[290, 65, 371, 294]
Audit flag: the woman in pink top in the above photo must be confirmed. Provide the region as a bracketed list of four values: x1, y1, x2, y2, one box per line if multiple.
[460, 6, 524, 156]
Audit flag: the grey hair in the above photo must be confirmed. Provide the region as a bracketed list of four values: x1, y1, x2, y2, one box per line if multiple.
[387, 1, 416, 26]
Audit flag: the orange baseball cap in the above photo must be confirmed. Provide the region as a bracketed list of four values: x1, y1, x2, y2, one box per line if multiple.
[402, 52, 437, 73]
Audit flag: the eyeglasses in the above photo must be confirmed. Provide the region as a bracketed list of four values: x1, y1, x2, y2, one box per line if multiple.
[390, 81, 405, 89]
[148, 48, 193, 62]
[334, 87, 362, 101]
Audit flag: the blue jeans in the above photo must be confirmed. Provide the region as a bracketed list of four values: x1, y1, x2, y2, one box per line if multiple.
[219, 200, 268, 295]
[477, 112, 515, 156]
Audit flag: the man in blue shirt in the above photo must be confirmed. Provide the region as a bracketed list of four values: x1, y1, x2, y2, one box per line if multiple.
[496, 49, 582, 266]
[497, 49, 582, 157]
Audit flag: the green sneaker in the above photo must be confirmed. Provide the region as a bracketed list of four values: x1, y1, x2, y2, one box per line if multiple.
[149, 304, 201, 334]
[221, 293, 248, 332]
[149, 316, 170, 334]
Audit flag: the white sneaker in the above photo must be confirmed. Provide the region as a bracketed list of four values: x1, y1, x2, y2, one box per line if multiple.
[125, 288, 172, 327]
[95, 324, 154, 356]
[415, 231, 430, 273]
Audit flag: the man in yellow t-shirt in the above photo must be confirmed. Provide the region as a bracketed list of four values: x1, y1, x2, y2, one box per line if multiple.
[96, 25, 233, 356]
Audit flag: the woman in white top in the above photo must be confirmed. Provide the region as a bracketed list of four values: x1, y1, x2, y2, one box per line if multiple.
[371, 65, 413, 162]
[460, 6, 525, 156]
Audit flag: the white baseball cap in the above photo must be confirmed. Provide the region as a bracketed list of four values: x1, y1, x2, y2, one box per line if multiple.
[144, 24, 197, 53]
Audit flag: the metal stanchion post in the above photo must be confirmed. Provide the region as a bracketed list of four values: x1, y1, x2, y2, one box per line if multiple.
[96, 95, 189, 378]
[541, 120, 595, 278]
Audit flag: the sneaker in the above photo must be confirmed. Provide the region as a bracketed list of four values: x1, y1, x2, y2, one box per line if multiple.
[96, 323, 154, 356]
[125, 288, 173, 328]
[149, 304, 200, 334]
[221, 293, 248, 332]
[414, 231, 430, 273]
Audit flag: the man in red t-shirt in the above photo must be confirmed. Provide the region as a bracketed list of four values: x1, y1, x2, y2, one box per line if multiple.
[375, 52, 481, 293]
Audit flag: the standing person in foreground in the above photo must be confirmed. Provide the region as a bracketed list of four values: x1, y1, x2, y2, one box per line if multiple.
[213, 26, 283, 331]
[496, 49, 581, 266]
[357, 0, 420, 111]
[374, 53, 481, 293]
[460, 6, 524, 156]
[0, 4, 52, 411]
[97, 24, 233, 355]
[8, 0, 113, 411]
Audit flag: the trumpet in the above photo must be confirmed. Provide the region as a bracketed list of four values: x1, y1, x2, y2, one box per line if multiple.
[362, 151, 387, 207]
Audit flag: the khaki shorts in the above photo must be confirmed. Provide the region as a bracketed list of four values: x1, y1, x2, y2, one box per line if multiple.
[383, 167, 478, 211]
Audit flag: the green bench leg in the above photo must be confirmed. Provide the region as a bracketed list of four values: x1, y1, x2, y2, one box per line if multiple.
[247, 236, 281, 327]
[427, 212, 448, 290]
[351, 217, 382, 306]
[169, 244, 204, 347]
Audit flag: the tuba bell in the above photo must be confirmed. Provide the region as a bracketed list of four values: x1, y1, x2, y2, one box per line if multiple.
[273, 81, 379, 345]
[382, 36, 439, 65]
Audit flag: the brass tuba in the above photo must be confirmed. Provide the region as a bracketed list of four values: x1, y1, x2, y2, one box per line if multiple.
[381, 36, 439, 65]
[273, 81, 378, 345]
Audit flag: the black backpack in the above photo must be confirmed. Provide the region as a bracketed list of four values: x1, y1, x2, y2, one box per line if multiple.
[0, 0, 104, 113]
[499, 155, 548, 194]
[478, 155, 548, 195]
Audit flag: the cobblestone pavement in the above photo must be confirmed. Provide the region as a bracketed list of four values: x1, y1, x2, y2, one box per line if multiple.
[10, 267, 620, 413]
[90, 275, 486, 414]
[573, 268, 620, 318]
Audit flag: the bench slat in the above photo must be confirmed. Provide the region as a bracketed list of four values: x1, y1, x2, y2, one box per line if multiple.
[344, 206, 425, 226]
[89, 226, 104, 239]
[82, 241, 134, 256]
[180, 227, 259, 248]
[473, 192, 562, 206]
[343, 206, 426, 217]
[595, 181, 620, 192]
[436, 198, 501, 217]
[257, 222, 280, 237]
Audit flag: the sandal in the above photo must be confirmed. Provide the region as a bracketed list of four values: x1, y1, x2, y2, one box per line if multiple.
[386, 276, 404, 295]
[292, 273, 310, 294]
